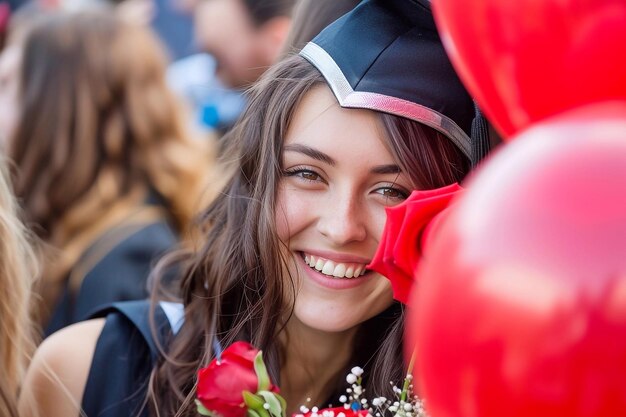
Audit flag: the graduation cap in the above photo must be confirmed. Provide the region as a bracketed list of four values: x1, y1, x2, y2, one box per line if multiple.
[300, 0, 490, 165]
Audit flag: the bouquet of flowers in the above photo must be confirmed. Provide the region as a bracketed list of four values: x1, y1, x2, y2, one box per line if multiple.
[195, 343, 428, 417]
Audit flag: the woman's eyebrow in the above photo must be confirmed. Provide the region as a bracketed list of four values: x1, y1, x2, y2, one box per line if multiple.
[283, 144, 335, 166]
[283, 144, 401, 174]
[370, 164, 402, 175]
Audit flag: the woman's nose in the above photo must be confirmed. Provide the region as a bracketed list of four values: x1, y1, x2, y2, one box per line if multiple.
[316, 193, 367, 245]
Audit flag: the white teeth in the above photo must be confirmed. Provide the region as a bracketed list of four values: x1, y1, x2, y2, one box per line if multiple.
[345, 266, 355, 278]
[315, 258, 325, 271]
[332, 264, 346, 278]
[302, 252, 368, 279]
[322, 261, 336, 275]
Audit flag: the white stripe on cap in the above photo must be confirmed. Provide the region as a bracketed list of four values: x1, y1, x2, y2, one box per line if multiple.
[300, 42, 472, 159]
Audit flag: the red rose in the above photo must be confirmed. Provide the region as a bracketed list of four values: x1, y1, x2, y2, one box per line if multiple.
[197, 341, 279, 417]
[368, 183, 463, 304]
[295, 407, 370, 417]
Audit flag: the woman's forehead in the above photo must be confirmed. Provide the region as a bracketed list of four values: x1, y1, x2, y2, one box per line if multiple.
[283, 85, 400, 169]
[285, 85, 385, 146]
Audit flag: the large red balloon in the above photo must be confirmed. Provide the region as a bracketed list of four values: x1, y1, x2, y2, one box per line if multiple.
[409, 102, 626, 417]
[432, 0, 626, 139]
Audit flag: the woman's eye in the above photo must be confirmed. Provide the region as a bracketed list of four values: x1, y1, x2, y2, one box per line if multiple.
[299, 171, 321, 182]
[284, 168, 324, 183]
[376, 187, 408, 200]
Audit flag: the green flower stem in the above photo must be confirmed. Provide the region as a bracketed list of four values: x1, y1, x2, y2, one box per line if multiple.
[400, 352, 416, 403]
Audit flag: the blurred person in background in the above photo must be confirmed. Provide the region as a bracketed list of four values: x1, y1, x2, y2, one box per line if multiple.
[0, 2, 53, 146]
[2, 10, 214, 336]
[0, 156, 38, 417]
[168, 0, 295, 134]
[150, 0, 194, 60]
[108, 0, 196, 59]
[195, 0, 294, 89]
[281, 0, 361, 56]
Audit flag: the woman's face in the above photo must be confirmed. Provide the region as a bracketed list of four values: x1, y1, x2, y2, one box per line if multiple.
[276, 85, 412, 333]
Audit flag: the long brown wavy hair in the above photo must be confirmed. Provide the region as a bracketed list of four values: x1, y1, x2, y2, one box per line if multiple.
[0, 157, 38, 417]
[7, 11, 214, 325]
[148, 54, 471, 416]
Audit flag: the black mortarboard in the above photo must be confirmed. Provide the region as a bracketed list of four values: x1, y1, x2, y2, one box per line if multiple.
[300, 0, 489, 163]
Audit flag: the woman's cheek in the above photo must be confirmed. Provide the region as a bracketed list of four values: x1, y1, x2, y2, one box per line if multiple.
[275, 185, 318, 242]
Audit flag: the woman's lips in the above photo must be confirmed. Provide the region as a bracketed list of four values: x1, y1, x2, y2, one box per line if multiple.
[297, 251, 375, 290]
[302, 252, 367, 278]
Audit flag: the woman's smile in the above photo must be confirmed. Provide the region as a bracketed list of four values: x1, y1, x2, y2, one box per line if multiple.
[300, 250, 370, 278]
[293, 250, 378, 291]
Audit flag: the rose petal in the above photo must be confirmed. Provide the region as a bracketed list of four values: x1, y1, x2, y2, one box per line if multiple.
[369, 184, 463, 304]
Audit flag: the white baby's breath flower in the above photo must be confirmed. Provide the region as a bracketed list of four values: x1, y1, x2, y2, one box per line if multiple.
[339, 395, 347, 403]
[351, 366, 364, 376]
[346, 373, 358, 384]
[300, 406, 310, 413]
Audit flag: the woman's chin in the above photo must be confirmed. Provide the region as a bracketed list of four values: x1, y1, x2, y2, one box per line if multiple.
[291, 290, 394, 334]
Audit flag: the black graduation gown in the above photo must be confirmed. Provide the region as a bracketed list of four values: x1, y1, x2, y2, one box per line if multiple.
[82, 301, 182, 417]
[45, 219, 176, 336]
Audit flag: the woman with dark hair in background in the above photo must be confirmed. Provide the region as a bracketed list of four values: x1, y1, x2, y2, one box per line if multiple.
[1, 10, 214, 335]
[20, 1, 489, 416]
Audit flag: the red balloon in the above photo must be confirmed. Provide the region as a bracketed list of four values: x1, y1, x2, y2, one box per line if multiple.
[408, 102, 626, 417]
[432, 0, 626, 139]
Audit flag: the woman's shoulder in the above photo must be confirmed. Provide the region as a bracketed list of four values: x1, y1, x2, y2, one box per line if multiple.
[21, 301, 184, 417]
[19, 319, 106, 417]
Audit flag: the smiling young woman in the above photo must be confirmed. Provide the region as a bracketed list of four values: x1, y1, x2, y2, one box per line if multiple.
[19, 1, 485, 416]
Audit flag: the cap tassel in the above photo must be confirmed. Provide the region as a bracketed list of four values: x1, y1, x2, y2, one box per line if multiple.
[471, 102, 491, 167]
